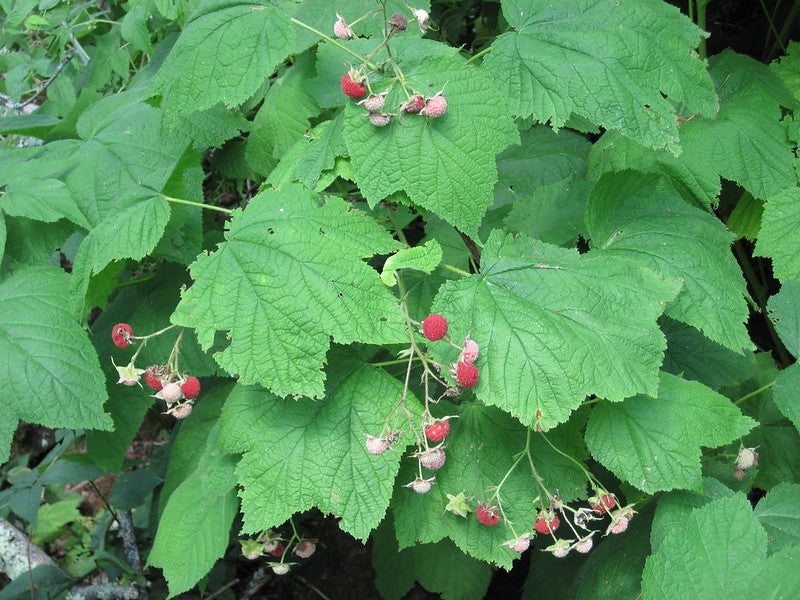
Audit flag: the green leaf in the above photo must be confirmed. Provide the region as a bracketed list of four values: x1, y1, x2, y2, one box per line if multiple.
[727, 194, 763, 241]
[774, 362, 800, 434]
[588, 51, 797, 208]
[767, 280, 800, 358]
[172, 184, 405, 398]
[343, 43, 519, 235]
[148, 399, 238, 598]
[1, 216, 74, 269]
[641, 495, 767, 600]
[266, 112, 348, 189]
[219, 355, 420, 540]
[431, 230, 679, 429]
[391, 404, 587, 568]
[177, 104, 252, 151]
[771, 41, 800, 101]
[121, 0, 154, 54]
[585, 372, 756, 493]
[381, 241, 443, 286]
[484, 0, 716, 154]
[246, 52, 320, 176]
[0, 214, 5, 265]
[749, 544, 800, 600]
[0, 268, 112, 463]
[1, 177, 90, 229]
[661, 317, 752, 391]
[0, 114, 60, 136]
[151, 0, 296, 125]
[34, 495, 82, 542]
[757, 190, 800, 284]
[586, 172, 751, 353]
[372, 517, 492, 600]
[754, 482, 800, 554]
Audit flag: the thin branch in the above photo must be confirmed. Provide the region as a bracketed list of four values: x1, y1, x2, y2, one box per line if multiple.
[2, 51, 74, 111]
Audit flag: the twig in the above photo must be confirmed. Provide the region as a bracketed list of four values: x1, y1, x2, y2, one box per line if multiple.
[296, 575, 333, 600]
[203, 578, 240, 600]
[1, 51, 74, 111]
[116, 511, 142, 573]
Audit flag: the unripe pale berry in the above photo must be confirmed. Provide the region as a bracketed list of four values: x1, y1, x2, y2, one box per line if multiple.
[358, 93, 387, 112]
[333, 14, 354, 39]
[406, 477, 435, 494]
[502, 534, 531, 552]
[460, 336, 479, 363]
[368, 112, 392, 127]
[294, 539, 317, 558]
[158, 382, 183, 404]
[418, 447, 446, 470]
[365, 435, 389, 455]
[421, 93, 447, 118]
[574, 536, 594, 553]
[168, 403, 193, 419]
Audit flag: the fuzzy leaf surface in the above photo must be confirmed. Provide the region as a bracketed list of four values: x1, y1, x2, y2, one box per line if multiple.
[773, 362, 800, 434]
[391, 404, 588, 568]
[0, 268, 112, 462]
[766, 280, 800, 358]
[430, 230, 679, 429]
[343, 44, 518, 235]
[585, 372, 756, 493]
[585, 172, 751, 353]
[642, 495, 767, 600]
[756, 190, 800, 284]
[588, 51, 797, 207]
[148, 392, 238, 598]
[172, 184, 405, 397]
[380, 241, 442, 286]
[484, 0, 716, 153]
[152, 0, 295, 125]
[754, 482, 800, 554]
[219, 356, 420, 540]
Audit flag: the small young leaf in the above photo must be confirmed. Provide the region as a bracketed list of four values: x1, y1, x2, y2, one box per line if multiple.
[380, 241, 443, 286]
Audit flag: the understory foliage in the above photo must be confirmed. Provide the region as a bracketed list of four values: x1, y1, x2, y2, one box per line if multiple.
[2, 0, 800, 598]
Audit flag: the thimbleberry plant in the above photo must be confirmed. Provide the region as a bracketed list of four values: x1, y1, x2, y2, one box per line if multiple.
[1, 0, 799, 599]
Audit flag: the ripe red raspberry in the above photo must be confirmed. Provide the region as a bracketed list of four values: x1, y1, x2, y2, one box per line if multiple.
[421, 93, 447, 118]
[270, 542, 285, 557]
[181, 376, 201, 399]
[456, 361, 479, 388]
[111, 323, 134, 348]
[534, 512, 560, 534]
[475, 502, 500, 526]
[144, 370, 163, 391]
[341, 73, 367, 99]
[402, 95, 425, 112]
[425, 419, 450, 442]
[590, 494, 616, 514]
[422, 314, 448, 341]
[418, 447, 446, 470]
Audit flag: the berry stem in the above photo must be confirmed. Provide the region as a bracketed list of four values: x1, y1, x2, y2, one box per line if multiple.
[537, 432, 604, 490]
[371, 357, 422, 367]
[734, 380, 775, 405]
[440, 263, 472, 277]
[290, 17, 380, 71]
[162, 194, 233, 215]
[466, 46, 493, 63]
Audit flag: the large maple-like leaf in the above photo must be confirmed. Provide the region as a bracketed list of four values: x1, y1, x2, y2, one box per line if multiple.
[342, 41, 518, 235]
[151, 0, 296, 125]
[219, 355, 420, 540]
[585, 172, 751, 353]
[483, 0, 717, 153]
[430, 230, 679, 430]
[172, 183, 405, 398]
[0, 268, 112, 462]
[585, 372, 755, 493]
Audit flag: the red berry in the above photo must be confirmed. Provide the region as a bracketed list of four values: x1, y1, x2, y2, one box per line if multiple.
[402, 95, 425, 112]
[111, 323, 134, 348]
[422, 314, 448, 341]
[421, 93, 447, 118]
[145, 370, 163, 391]
[591, 494, 617, 514]
[456, 361, 479, 388]
[270, 542, 285, 557]
[476, 502, 500, 526]
[534, 512, 560, 534]
[341, 73, 367, 99]
[181, 377, 201, 399]
[425, 420, 450, 442]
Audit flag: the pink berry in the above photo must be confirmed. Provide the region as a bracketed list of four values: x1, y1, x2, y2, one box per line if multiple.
[294, 539, 316, 558]
[421, 93, 447, 118]
[158, 382, 183, 404]
[418, 447, 446, 470]
[425, 419, 451, 442]
[460, 336, 479, 363]
[475, 502, 500, 526]
[181, 376, 201, 399]
[333, 13, 354, 39]
[590, 494, 617, 514]
[365, 435, 389, 455]
[609, 516, 629, 534]
[111, 323, 134, 348]
[574, 536, 594, 553]
[358, 93, 387, 112]
[368, 112, 392, 127]
[402, 95, 425, 112]
[456, 361, 479, 388]
[422, 314, 448, 341]
[405, 477, 435, 494]
[503, 534, 531, 552]
[168, 403, 193, 419]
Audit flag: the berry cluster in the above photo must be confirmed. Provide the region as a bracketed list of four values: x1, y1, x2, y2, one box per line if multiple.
[110, 323, 201, 419]
[420, 314, 481, 390]
[240, 528, 317, 575]
[334, 8, 447, 127]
